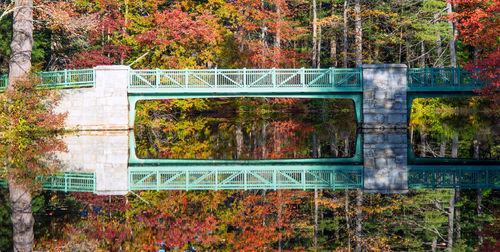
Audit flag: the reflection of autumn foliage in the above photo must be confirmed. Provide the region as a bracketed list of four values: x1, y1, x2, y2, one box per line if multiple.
[267, 119, 313, 159]
[229, 190, 307, 251]
[53, 190, 308, 251]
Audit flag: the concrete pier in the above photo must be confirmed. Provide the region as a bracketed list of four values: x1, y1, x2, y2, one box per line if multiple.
[362, 64, 408, 193]
[55, 65, 130, 130]
[57, 131, 129, 195]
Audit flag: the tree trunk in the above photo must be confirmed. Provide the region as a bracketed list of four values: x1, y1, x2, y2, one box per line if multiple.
[343, 0, 349, 68]
[312, 0, 318, 68]
[355, 189, 362, 252]
[451, 133, 458, 158]
[345, 189, 351, 251]
[261, 122, 267, 158]
[420, 40, 426, 68]
[236, 125, 243, 159]
[317, 24, 322, 68]
[455, 189, 461, 244]
[275, 0, 281, 65]
[473, 133, 480, 159]
[314, 188, 319, 251]
[420, 131, 427, 158]
[447, 189, 455, 251]
[436, 35, 443, 67]
[447, 2, 457, 67]
[477, 189, 483, 249]
[330, 129, 338, 157]
[440, 137, 447, 157]
[344, 132, 350, 157]
[431, 236, 437, 252]
[313, 133, 318, 158]
[8, 1, 35, 251]
[330, 31, 337, 67]
[354, 0, 362, 67]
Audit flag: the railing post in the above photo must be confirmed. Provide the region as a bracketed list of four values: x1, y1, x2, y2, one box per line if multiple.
[215, 170, 218, 191]
[302, 169, 306, 190]
[301, 67, 305, 88]
[272, 67, 276, 88]
[330, 67, 334, 87]
[243, 68, 246, 88]
[64, 69, 68, 86]
[273, 169, 277, 190]
[186, 170, 189, 191]
[155, 68, 159, 88]
[185, 68, 189, 88]
[457, 67, 461, 88]
[214, 67, 218, 88]
[157, 170, 160, 191]
[430, 68, 434, 88]
[244, 169, 247, 191]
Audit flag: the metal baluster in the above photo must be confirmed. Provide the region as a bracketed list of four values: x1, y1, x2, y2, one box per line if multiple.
[186, 170, 189, 191]
[155, 68, 159, 88]
[272, 67, 276, 88]
[157, 170, 160, 191]
[330, 67, 334, 87]
[214, 68, 218, 88]
[185, 68, 189, 88]
[243, 68, 246, 88]
[301, 67, 305, 88]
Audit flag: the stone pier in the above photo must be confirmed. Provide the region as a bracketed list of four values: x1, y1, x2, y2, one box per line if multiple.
[362, 64, 408, 193]
[57, 131, 129, 195]
[55, 65, 130, 130]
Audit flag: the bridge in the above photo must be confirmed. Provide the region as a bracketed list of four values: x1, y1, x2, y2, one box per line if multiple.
[1, 65, 497, 195]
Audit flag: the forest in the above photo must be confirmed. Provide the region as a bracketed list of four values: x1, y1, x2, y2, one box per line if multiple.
[0, 0, 499, 251]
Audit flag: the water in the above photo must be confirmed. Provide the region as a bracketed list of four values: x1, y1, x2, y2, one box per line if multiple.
[134, 98, 358, 160]
[2, 97, 499, 250]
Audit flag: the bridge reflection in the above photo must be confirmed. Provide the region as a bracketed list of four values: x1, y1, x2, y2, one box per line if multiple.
[48, 130, 500, 195]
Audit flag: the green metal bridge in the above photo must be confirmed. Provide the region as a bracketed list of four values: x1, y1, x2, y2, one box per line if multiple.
[0, 172, 95, 193]
[1, 66, 498, 193]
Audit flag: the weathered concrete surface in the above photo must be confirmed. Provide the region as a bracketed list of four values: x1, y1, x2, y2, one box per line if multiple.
[55, 65, 130, 130]
[362, 64, 408, 193]
[57, 130, 129, 195]
[362, 64, 407, 129]
[363, 128, 408, 193]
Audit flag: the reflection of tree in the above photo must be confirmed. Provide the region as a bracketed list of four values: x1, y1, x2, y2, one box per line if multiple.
[410, 97, 499, 159]
[134, 98, 358, 159]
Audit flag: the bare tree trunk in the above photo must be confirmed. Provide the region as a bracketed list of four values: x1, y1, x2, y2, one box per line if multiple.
[313, 133, 318, 158]
[8, 1, 35, 251]
[236, 125, 243, 159]
[355, 189, 362, 252]
[455, 189, 461, 244]
[473, 133, 480, 159]
[354, 0, 362, 67]
[275, 0, 281, 65]
[431, 236, 437, 252]
[312, 0, 318, 68]
[447, 2, 457, 67]
[343, 0, 349, 68]
[447, 189, 455, 251]
[330, 27, 337, 67]
[278, 190, 283, 252]
[420, 40, 426, 68]
[436, 35, 443, 67]
[420, 131, 427, 157]
[451, 133, 458, 158]
[345, 189, 351, 251]
[314, 188, 319, 251]
[317, 24, 322, 68]
[440, 137, 447, 157]
[330, 129, 338, 157]
[344, 132, 350, 157]
[406, 42, 411, 67]
[261, 122, 267, 158]
[8, 181, 34, 252]
[477, 189, 483, 249]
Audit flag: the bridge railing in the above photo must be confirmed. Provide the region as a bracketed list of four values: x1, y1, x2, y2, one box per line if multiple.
[129, 165, 363, 191]
[128, 68, 362, 92]
[0, 68, 95, 91]
[407, 68, 486, 91]
[0, 172, 95, 193]
[408, 165, 500, 189]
